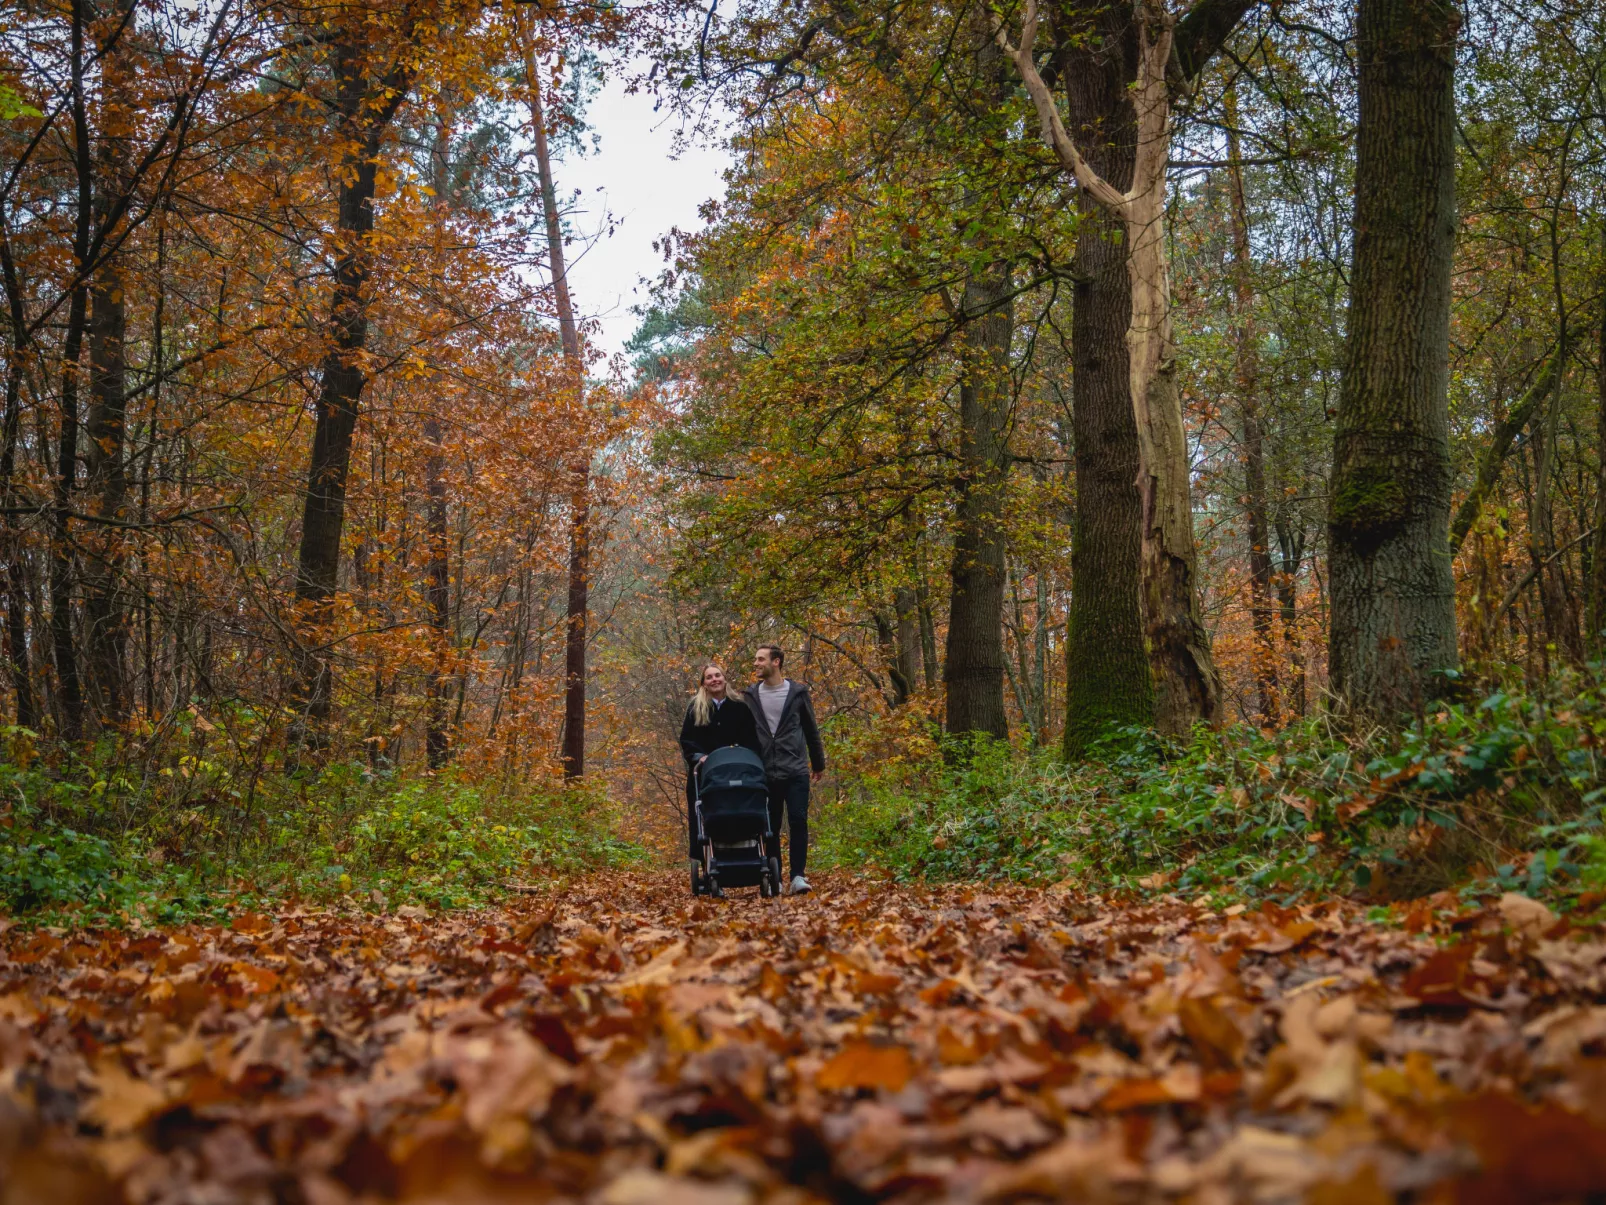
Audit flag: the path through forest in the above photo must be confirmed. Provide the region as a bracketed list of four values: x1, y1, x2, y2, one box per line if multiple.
[3, 875, 1606, 1203]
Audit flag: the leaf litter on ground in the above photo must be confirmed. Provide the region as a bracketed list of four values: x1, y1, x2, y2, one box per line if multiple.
[2, 875, 1606, 1203]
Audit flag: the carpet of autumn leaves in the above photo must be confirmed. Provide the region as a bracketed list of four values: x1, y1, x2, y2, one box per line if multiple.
[3, 876, 1606, 1203]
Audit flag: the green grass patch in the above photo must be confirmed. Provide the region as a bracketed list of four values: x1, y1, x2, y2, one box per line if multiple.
[0, 734, 644, 925]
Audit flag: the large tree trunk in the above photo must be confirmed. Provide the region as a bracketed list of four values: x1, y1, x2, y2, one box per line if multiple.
[1225, 89, 1278, 726]
[291, 39, 411, 746]
[1007, 0, 1225, 745]
[519, 14, 588, 778]
[1057, 4, 1152, 755]
[1118, 9, 1224, 738]
[1327, 0, 1460, 715]
[943, 257, 1013, 742]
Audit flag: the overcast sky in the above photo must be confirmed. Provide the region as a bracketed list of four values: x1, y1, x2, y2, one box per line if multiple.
[549, 71, 732, 367]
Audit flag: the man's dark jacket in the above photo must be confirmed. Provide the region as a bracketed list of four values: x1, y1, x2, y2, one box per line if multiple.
[742, 679, 825, 782]
[679, 697, 762, 768]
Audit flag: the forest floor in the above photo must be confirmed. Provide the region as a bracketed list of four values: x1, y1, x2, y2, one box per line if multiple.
[2, 872, 1606, 1204]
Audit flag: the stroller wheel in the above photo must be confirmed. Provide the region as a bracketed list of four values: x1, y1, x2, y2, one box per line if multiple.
[759, 871, 773, 898]
[768, 856, 782, 892]
[709, 878, 724, 900]
[690, 864, 703, 896]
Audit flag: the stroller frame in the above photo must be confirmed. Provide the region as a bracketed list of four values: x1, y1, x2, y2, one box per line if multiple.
[692, 747, 782, 899]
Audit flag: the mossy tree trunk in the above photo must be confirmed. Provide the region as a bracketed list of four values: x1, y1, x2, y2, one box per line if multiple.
[1001, 0, 1224, 741]
[1055, 1, 1152, 756]
[1327, 0, 1459, 715]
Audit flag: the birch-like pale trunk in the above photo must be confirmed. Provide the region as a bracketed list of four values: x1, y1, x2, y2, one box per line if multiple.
[998, 0, 1222, 737]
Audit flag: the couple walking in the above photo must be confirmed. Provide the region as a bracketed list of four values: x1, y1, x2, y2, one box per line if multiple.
[679, 644, 825, 896]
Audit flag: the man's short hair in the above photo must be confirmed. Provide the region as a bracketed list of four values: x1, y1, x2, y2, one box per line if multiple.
[758, 643, 784, 668]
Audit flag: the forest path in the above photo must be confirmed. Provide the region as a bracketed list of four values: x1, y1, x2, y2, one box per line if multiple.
[2, 872, 1605, 1203]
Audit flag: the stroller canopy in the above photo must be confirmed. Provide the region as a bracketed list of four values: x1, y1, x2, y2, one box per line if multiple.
[699, 745, 766, 793]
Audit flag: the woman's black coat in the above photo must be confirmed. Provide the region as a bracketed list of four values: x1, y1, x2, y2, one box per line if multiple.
[679, 695, 763, 766]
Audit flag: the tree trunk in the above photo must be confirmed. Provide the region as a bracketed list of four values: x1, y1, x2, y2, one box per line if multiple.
[83, 0, 134, 726]
[1118, 10, 1223, 737]
[1274, 517, 1306, 716]
[51, 0, 95, 739]
[872, 609, 910, 708]
[519, 13, 588, 779]
[893, 585, 920, 701]
[943, 258, 1012, 742]
[1225, 88, 1278, 726]
[1591, 226, 1606, 650]
[1056, 5, 1152, 755]
[85, 260, 129, 724]
[424, 416, 451, 767]
[1327, 0, 1460, 716]
[917, 583, 939, 689]
[291, 39, 412, 746]
[1, 248, 37, 730]
[1007, 0, 1223, 744]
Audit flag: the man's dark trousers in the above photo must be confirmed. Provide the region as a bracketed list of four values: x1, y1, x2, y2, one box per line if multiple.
[767, 776, 809, 879]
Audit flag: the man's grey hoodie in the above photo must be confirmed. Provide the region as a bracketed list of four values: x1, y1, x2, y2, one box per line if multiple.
[743, 679, 826, 783]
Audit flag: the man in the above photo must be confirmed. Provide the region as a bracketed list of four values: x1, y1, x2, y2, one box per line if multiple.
[744, 644, 825, 895]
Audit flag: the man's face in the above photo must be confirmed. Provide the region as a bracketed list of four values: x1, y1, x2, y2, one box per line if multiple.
[754, 649, 778, 680]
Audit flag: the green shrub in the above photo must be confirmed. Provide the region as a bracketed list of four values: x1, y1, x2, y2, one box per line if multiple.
[812, 667, 1606, 904]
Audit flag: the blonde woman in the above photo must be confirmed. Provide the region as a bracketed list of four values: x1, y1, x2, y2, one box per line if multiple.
[678, 664, 761, 860]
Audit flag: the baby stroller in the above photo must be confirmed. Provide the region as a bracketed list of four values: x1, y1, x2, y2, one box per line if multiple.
[691, 746, 783, 898]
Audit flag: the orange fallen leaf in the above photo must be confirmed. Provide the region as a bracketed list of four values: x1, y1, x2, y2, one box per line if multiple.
[816, 1040, 915, 1093]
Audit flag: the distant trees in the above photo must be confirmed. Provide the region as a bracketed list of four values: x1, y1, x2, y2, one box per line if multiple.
[0, 0, 629, 772]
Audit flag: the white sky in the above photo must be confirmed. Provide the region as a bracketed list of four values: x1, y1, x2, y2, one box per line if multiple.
[552, 73, 733, 365]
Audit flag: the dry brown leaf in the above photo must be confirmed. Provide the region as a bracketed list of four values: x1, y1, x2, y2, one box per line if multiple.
[816, 1040, 914, 1093]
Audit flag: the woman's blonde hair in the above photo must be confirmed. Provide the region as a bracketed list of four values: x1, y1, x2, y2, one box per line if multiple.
[689, 664, 724, 726]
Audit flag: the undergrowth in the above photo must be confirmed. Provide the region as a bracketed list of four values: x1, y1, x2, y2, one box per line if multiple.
[0, 723, 643, 924]
[814, 667, 1606, 906]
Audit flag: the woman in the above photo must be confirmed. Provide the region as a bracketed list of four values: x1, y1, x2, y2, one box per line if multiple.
[679, 663, 762, 862]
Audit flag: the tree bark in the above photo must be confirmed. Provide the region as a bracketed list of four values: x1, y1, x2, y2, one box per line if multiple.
[893, 585, 920, 701]
[917, 583, 939, 689]
[519, 13, 588, 779]
[1002, 0, 1224, 741]
[1274, 517, 1306, 715]
[1055, 4, 1152, 755]
[1591, 225, 1606, 650]
[51, 0, 95, 739]
[291, 37, 412, 746]
[1225, 86, 1278, 726]
[83, 0, 135, 726]
[424, 416, 451, 767]
[943, 256, 1013, 743]
[1327, 0, 1460, 716]
[1, 240, 37, 731]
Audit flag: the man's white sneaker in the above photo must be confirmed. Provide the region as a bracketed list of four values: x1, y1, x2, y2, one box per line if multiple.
[790, 875, 811, 895]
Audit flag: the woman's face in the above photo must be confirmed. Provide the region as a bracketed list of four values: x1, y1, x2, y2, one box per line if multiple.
[702, 666, 727, 698]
